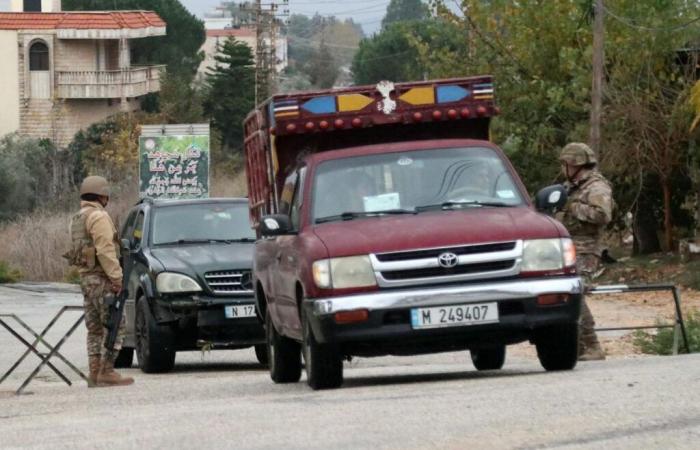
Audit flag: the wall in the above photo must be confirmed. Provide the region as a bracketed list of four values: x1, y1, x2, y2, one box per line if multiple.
[54, 39, 99, 71]
[10, 0, 61, 12]
[0, 30, 20, 137]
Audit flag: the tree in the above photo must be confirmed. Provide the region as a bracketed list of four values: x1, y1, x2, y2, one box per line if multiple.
[157, 72, 205, 124]
[307, 41, 339, 88]
[63, 0, 205, 76]
[382, 0, 430, 28]
[203, 38, 255, 158]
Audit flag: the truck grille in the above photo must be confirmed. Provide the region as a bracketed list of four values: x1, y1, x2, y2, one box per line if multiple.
[371, 241, 522, 288]
[204, 270, 254, 295]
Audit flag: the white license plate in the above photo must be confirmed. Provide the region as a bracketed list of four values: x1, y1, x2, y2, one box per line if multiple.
[411, 303, 499, 329]
[224, 305, 256, 319]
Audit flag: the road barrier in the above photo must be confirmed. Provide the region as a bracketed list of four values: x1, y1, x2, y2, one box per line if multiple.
[0, 306, 87, 395]
[590, 284, 691, 355]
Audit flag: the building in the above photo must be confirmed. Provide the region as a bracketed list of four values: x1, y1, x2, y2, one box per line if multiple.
[198, 26, 256, 79]
[0, 0, 166, 146]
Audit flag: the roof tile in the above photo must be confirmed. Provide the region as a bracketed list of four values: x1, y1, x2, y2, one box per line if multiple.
[0, 11, 166, 30]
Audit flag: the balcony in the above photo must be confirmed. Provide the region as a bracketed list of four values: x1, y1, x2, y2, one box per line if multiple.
[56, 65, 165, 99]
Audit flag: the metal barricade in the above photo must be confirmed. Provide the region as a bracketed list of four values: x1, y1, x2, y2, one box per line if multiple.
[0, 306, 87, 395]
[589, 284, 690, 355]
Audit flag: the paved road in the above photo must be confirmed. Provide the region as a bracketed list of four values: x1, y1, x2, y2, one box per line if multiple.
[1, 284, 699, 449]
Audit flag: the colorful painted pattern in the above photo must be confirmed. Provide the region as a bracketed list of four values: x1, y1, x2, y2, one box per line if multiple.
[473, 83, 494, 100]
[273, 99, 300, 118]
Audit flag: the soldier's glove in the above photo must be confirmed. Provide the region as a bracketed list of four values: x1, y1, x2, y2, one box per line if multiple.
[110, 279, 122, 294]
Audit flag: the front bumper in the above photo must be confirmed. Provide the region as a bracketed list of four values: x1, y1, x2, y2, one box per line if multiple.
[303, 277, 582, 353]
[154, 295, 265, 346]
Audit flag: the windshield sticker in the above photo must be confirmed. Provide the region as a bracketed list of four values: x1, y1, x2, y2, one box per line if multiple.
[364, 193, 401, 212]
[497, 190, 516, 199]
[398, 157, 413, 166]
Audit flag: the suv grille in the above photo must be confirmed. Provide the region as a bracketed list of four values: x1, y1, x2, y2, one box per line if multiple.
[204, 270, 253, 295]
[371, 241, 522, 288]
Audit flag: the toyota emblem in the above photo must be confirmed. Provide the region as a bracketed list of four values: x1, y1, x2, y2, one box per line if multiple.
[438, 252, 459, 268]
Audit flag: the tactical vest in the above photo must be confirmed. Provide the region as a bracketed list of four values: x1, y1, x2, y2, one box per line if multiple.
[66, 206, 100, 270]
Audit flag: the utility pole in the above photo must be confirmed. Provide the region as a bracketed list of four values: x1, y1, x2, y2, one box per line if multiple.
[248, 0, 289, 104]
[590, 0, 605, 157]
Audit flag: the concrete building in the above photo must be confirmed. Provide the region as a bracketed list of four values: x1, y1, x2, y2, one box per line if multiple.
[0, 0, 166, 146]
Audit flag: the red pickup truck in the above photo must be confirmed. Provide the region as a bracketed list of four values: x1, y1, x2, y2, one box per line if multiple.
[244, 76, 581, 390]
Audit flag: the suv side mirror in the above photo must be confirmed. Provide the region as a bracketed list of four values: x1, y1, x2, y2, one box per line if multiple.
[260, 214, 293, 236]
[535, 185, 568, 214]
[120, 238, 132, 252]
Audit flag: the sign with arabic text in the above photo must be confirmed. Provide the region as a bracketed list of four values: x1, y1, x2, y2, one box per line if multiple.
[139, 132, 210, 199]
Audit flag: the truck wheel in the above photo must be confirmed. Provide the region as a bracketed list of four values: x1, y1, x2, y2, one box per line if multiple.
[470, 345, 506, 371]
[535, 323, 579, 371]
[114, 347, 134, 369]
[135, 297, 176, 374]
[303, 313, 343, 390]
[254, 344, 268, 366]
[267, 311, 301, 383]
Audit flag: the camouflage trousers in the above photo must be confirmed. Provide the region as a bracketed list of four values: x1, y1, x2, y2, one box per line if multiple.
[578, 253, 602, 354]
[80, 274, 126, 361]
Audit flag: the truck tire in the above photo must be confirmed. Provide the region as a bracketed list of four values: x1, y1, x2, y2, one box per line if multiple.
[535, 323, 579, 371]
[254, 344, 269, 366]
[470, 345, 506, 371]
[135, 297, 176, 374]
[303, 313, 343, 390]
[267, 311, 302, 383]
[114, 347, 134, 369]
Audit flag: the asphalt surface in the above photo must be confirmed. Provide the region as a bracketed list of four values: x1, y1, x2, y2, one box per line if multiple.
[1, 284, 699, 450]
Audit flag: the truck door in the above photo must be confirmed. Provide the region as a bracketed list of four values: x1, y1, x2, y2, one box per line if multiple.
[274, 167, 306, 339]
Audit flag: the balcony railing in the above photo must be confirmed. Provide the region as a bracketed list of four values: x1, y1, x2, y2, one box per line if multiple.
[56, 65, 166, 99]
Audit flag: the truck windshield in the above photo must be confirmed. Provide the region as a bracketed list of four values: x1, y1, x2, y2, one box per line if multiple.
[151, 203, 256, 245]
[313, 147, 524, 224]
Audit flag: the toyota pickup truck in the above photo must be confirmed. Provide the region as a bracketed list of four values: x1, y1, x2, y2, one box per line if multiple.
[244, 76, 581, 390]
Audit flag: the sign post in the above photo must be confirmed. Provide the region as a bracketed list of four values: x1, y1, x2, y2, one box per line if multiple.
[139, 124, 210, 199]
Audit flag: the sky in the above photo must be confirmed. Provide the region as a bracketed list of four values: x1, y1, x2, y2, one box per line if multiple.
[180, 0, 389, 35]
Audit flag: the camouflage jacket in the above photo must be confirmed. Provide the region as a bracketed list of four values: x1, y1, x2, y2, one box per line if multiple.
[72, 201, 123, 283]
[556, 170, 613, 256]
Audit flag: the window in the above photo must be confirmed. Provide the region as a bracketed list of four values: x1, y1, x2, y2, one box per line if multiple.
[29, 42, 49, 71]
[132, 212, 145, 249]
[24, 0, 42, 12]
[290, 167, 306, 230]
[150, 203, 256, 245]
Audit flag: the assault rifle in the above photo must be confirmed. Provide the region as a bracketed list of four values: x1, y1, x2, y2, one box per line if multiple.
[104, 287, 127, 356]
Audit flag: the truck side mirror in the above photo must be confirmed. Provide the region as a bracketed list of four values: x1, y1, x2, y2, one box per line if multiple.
[535, 185, 568, 214]
[120, 238, 132, 252]
[260, 214, 292, 236]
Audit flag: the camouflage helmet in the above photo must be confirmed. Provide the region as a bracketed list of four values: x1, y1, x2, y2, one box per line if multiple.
[80, 176, 110, 197]
[559, 142, 597, 166]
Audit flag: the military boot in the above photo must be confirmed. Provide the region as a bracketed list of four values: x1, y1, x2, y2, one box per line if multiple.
[87, 355, 101, 388]
[578, 340, 606, 361]
[96, 358, 134, 387]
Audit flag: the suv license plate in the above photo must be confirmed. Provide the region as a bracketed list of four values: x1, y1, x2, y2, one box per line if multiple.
[225, 305, 256, 319]
[411, 303, 499, 329]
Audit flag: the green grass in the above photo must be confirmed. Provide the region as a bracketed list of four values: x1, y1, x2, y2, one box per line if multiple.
[633, 311, 700, 355]
[0, 260, 22, 283]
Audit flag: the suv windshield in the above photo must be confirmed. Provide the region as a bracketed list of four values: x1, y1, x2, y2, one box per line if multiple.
[313, 147, 524, 223]
[151, 202, 256, 245]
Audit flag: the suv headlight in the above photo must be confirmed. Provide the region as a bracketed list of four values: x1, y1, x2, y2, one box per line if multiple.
[156, 272, 203, 293]
[521, 239, 576, 272]
[312, 256, 377, 289]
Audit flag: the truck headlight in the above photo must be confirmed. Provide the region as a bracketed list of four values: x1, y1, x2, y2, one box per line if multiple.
[156, 272, 202, 293]
[313, 256, 377, 289]
[521, 239, 576, 272]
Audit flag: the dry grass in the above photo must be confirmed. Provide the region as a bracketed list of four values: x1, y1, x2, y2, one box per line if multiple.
[0, 173, 247, 282]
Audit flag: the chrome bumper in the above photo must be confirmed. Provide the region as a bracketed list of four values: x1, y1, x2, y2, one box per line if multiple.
[311, 277, 582, 316]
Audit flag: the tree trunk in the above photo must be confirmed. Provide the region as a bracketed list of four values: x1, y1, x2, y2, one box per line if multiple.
[661, 177, 673, 251]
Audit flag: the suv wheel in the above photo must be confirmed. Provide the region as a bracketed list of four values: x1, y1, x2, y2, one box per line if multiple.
[302, 312, 343, 390]
[535, 323, 579, 371]
[114, 347, 134, 369]
[135, 296, 176, 373]
[470, 345, 506, 371]
[254, 344, 268, 366]
[267, 311, 301, 383]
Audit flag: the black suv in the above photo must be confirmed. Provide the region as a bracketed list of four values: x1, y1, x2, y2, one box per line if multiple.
[115, 198, 266, 373]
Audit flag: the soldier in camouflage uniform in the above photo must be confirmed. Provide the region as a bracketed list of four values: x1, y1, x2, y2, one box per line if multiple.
[556, 143, 613, 361]
[68, 176, 134, 387]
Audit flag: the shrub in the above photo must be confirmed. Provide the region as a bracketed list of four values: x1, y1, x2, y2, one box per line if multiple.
[633, 311, 700, 355]
[0, 261, 22, 283]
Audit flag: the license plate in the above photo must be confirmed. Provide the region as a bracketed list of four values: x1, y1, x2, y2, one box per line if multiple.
[224, 305, 256, 319]
[411, 303, 499, 329]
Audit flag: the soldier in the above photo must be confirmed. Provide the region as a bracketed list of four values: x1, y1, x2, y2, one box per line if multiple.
[68, 176, 134, 387]
[557, 143, 614, 361]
